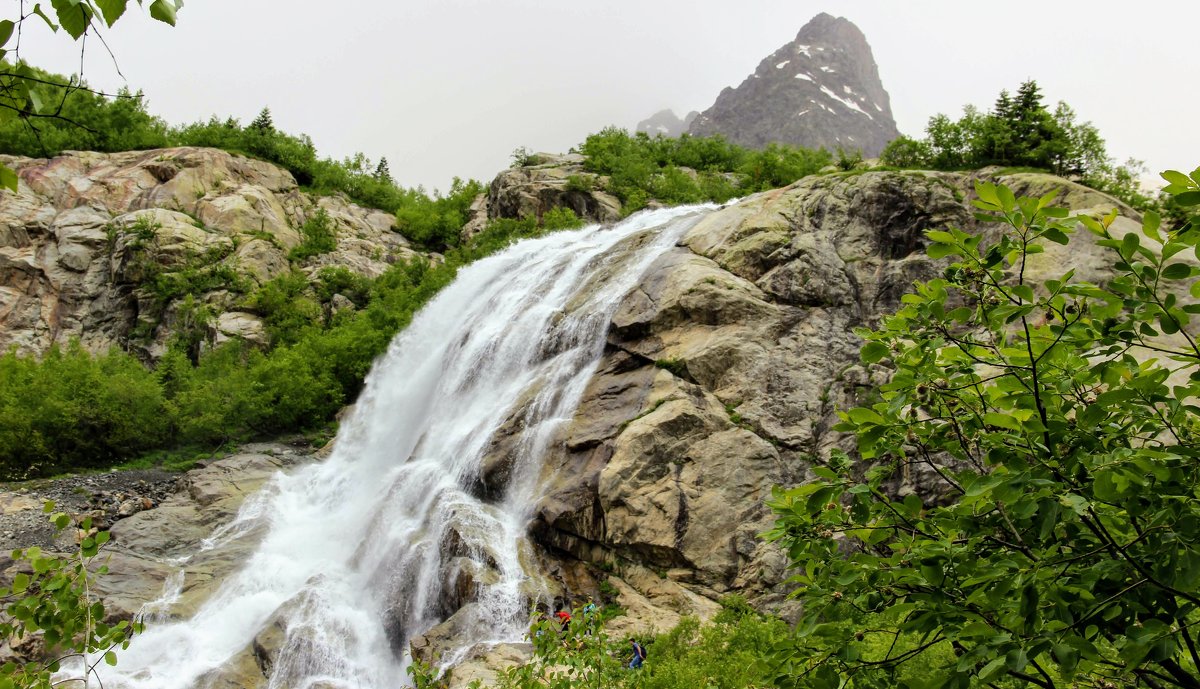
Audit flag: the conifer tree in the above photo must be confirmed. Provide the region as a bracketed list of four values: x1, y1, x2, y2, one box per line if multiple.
[374, 156, 393, 183]
[250, 107, 274, 133]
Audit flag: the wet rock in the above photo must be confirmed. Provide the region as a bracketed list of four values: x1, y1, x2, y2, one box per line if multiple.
[531, 168, 1143, 613]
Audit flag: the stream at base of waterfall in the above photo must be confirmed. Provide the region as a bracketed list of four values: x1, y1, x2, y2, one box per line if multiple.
[83, 205, 715, 689]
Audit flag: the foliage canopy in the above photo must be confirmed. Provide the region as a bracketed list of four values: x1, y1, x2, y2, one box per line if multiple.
[879, 80, 1152, 210]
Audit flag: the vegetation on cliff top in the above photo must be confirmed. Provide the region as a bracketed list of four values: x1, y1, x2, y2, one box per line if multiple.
[575, 126, 833, 212]
[880, 80, 1153, 211]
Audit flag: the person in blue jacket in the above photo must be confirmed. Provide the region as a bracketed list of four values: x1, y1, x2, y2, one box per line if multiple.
[628, 639, 646, 669]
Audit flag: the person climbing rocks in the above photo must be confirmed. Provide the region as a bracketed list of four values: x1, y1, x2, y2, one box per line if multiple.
[555, 609, 571, 632]
[582, 601, 598, 635]
[531, 610, 550, 639]
[628, 639, 646, 669]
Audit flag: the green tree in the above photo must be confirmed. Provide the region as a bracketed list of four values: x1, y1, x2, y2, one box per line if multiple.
[249, 106, 274, 133]
[374, 156, 392, 183]
[880, 135, 931, 168]
[769, 171, 1200, 688]
[0, 0, 182, 189]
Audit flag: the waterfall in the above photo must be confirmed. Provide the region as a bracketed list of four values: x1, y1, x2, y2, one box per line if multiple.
[93, 204, 714, 689]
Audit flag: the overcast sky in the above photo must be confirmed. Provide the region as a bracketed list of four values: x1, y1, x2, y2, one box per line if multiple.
[20, 1, 1200, 192]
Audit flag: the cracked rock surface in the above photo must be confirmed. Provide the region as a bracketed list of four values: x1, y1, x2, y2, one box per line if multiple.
[524, 169, 1139, 608]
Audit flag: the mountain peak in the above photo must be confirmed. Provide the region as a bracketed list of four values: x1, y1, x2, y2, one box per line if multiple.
[688, 14, 899, 156]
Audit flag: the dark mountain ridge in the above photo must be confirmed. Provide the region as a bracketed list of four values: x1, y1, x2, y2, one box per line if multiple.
[686, 13, 900, 156]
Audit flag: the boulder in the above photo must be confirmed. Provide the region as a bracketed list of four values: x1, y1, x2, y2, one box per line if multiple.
[485, 154, 622, 227]
[212, 311, 268, 348]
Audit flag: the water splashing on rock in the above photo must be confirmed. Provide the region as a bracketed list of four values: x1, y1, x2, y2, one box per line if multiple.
[94, 205, 714, 689]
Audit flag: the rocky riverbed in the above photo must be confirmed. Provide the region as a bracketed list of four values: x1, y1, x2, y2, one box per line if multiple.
[0, 468, 180, 552]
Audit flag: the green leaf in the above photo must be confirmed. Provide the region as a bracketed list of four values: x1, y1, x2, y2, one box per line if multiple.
[1120, 231, 1140, 260]
[947, 306, 972, 322]
[1077, 215, 1105, 236]
[926, 230, 956, 244]
[51, 0, 92, 39]
[997, 184, 1017, 211]
[927, 242, 959, 259]
[1043, 228, 1070, 245]
[94, 0, 128, 26]
[1177, 190, 1200, 207]
[1159, 313, 1180, 335]
[1162, 170, 1194, 187]
[104, 651, 117, 666]
[1162, 263, 1192, 280]
[978, 656, 1007, 681]
[148, 0, 178, 25]
[0, 20, 14, 47]
[1143, 211, 1162, 243]
[0, 164, 17, 192]
[860, 341, 888, 364]
[983, 412, 1020, 431]
[975, 181, 1000, 207]
[846, 407, 884, 425]
[31, 3, 60, 31]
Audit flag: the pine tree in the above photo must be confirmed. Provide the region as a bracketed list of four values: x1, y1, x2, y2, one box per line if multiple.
[249, 107, 274, 133]
[992, 89, 1014, 121]
[374, 156, 392, 183]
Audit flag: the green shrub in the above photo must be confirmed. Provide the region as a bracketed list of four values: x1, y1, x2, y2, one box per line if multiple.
[244, 270, 322, 346]
[565, 174, 595, 193]
[315, 266, 372, 306]
[541, 206, 584, 230]
[0, 343, 169, 478]
[835, 147, 864, 171]
[653, 357, 688, 378]
[577, 127, 829, 211]
[767, 174, 1200, 688]
[288, 208, 338, 261]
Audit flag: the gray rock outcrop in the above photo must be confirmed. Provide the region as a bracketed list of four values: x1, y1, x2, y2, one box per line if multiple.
[0, 147, 420, 361]
[526, 169, 1141, 608]
[635, 109, 699, 138]
[688, 13, 901, 156]
[462, 153, 622, 241]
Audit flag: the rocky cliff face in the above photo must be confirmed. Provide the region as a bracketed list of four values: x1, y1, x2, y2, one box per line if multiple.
[0, 148, 420, 361]
[688, 13, 901, 156]
[524, 168, 1138, 612]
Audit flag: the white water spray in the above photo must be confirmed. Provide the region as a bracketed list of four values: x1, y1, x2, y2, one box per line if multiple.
[94, 205, 714, 689]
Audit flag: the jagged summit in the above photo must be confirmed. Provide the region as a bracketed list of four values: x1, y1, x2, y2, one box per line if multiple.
[687, 14, 900, 156]
[635, 109, 698, 138]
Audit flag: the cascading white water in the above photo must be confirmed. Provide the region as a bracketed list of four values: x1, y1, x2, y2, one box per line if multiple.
[93, 204, 715, 689]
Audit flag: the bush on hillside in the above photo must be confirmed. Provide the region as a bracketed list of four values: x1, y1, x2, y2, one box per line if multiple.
[577, 127, 832, 212]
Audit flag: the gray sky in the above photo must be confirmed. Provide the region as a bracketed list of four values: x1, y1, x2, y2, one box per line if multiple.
[21, 1, 1200, 193]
